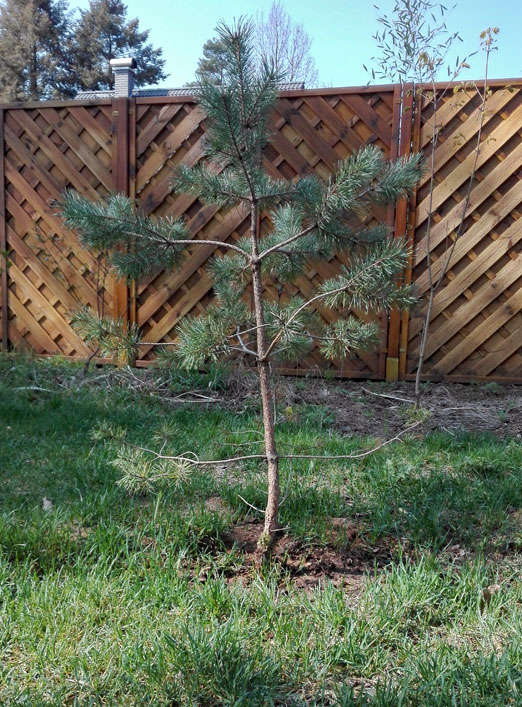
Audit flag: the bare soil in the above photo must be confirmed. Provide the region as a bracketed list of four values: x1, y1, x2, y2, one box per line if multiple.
[290, 379, 522, 438]
[220, 519, 393, 593]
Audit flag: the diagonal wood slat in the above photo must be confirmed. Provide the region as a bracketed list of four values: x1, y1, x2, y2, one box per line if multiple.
[133, 88, 398, 377]
[404, 82, 522, 382]
[3, 103, 115, 355]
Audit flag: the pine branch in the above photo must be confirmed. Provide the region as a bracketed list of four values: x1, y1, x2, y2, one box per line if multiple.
[59, 192, 250, 271]
[262, 240, 414, 360]
[70, 306, 140, 360]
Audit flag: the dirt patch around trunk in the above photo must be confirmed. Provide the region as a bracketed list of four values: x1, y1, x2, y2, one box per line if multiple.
[220, 520, 392, 593]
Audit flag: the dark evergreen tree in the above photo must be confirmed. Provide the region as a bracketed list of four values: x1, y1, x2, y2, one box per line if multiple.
[0, 0, 71, 101]
[60, 21, 421, 552]
[185, 37, 227, 86]
[66, 0, 166, 94]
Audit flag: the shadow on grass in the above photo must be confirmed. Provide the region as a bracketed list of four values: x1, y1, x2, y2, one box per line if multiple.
[221, 432, 522, 556]
[1, 361, 522, 567]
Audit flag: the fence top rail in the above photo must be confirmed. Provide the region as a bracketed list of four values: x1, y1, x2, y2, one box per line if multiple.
[414, 76, 522, 90]
[0, 78, 520, 111]
[134, 83, 398, 105]
[0, 83, 398, 111]
[0, 97, 113, 110]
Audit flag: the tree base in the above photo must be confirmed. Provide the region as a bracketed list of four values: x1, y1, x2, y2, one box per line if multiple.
[254, 526, 280, 568]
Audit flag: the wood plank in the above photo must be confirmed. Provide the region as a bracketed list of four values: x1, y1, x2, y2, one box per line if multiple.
[8, 287, 61, 353]
[399, 85, 422, 379]
[137, 136, 206, 214]
[409, 215, 522, 340]
[269, 125, 313, 175]
[302, 96, 370, 156]
[4, 159, 104, 276]
[136, 103, 185, 157]
[5, 121, 68, 195]
[8, 261, 89, 354]
[403, 372, 522, 384]
[137, 205, 248, 323]
[339, 93, 392, 145]
[418, 87, 516, 187]
[434, 286, 522, 376]
[412, 254, 522, 363]
[7, 110, 101, 201]
[416, 99, 522, 226]
[419, 89, 476, 149]
[136, 204, 221, 296]
[472, 321, 522, 376]
[40, 107, 113, 191]
[5, 189, 99, 309]
[414, 138, 522, 263]
[129, 99, 137, 325]
[67, 105, 113, 155]
[112, 97, 129, 324]
[388, 83, 411, 373]
[136, 105, 205, 190]
[7, 226, 89, 314]
[139, 272, 214, 355]
[0, 109, 7, 349]
[275, 98, 346, 170]
[414, 177, 522, 295]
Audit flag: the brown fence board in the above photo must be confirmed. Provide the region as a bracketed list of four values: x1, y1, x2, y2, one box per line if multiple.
[0, 109, 6, 350]
[1, 80, 520, 384]
[405, 82, 522, 382]
[132, 87, 398, 377]
[3, 103, 114, 355]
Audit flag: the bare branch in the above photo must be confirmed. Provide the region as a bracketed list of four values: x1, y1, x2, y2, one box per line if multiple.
[238, 494, 266, 514]
[123, 422, 420, 467]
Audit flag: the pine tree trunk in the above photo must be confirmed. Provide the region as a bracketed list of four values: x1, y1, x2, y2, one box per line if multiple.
[256, 357, 280, 546]
[250, 203, 280, 554]
[30, 46, 38, 100]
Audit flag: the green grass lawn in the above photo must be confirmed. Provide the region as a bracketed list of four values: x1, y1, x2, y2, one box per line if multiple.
[1, 355, 522, 705]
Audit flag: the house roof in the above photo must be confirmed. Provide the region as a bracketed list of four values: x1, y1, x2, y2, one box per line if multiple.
[74, 82, 306, 100]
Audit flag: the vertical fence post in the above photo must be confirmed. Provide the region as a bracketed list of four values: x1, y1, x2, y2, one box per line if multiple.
[112, 96, 130, 325]
[386, 82, 414, 381]
[0, 108, 7, 351]
[399, 87, 421, 380]
[128, 97, 137, 331]
[111, 95, 137, 364]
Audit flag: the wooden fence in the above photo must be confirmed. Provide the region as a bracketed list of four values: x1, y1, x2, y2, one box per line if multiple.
[1, 80, 521, 383]
[404, 78, 522, 383]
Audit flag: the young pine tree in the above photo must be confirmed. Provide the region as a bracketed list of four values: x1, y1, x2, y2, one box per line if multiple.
[60, 20, 421, 552]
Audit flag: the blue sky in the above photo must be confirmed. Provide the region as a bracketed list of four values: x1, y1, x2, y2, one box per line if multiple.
[75, 0, 521, 88]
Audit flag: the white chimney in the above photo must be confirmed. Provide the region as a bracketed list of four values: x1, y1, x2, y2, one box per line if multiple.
[110, 57, 137, 98]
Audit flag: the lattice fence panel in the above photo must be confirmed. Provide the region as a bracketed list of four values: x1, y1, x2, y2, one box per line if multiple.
[3, 101, 115, 357]
[133, 88, 398, 378]
[405, 81, 522, 383]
